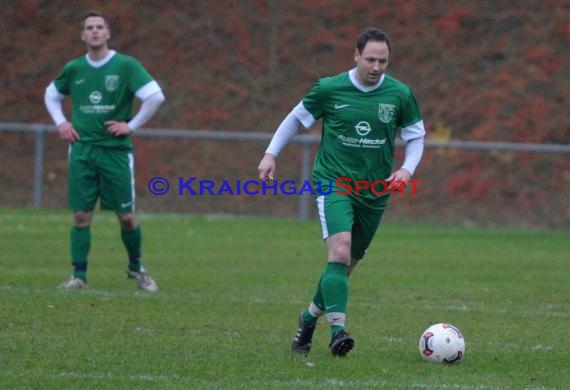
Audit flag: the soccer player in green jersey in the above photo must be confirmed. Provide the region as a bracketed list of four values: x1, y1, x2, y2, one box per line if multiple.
[258, 27, 425, 356]
[44, 10, 165, 292]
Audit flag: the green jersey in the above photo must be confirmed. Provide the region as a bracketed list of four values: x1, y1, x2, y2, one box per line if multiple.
[53, 51, 154, 149]
[303, 71, 423, 209]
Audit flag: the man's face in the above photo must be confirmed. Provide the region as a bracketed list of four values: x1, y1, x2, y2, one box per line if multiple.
[354, 40, 390, 86]
[81, 16, 110, 50]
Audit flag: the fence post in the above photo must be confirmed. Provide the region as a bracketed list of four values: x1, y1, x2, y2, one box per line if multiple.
[298, 140, 312, 221]
[33, 124, 45, 209]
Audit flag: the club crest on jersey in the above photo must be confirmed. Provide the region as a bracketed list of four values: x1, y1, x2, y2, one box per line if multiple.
[105, 75, 119, 92]
[378, 103, 396, 124]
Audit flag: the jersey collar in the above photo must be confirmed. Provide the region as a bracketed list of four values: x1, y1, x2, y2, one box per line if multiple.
[85, 50, 117, 68]
[348, 68, 385, 93]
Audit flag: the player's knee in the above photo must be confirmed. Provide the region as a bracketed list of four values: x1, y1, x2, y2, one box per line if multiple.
[348, 258, 360, 276]
[73, 211, 92, 227]
[326, 233, 351, 263]
[330, 243, 351, 263]
[118, 213, 137, 230]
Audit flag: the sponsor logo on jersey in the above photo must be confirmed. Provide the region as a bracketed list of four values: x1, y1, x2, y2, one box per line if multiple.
[89, 91, 102, 104]
[81, 90, 115, 114]
[338, 134, 386, 147]
[105, 75, 119, 92]
[355, 121, 372, 136]
[378, 103, 395, 123]
[335, 121, 386, 148]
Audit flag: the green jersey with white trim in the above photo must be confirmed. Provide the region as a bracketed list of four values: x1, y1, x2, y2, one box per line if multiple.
[303, 71, 423, 209]
[53, 52, 154, 149]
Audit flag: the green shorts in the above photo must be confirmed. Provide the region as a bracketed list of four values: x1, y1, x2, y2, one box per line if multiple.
[316, 192, 386, 260]
[68, 143, 135, 213]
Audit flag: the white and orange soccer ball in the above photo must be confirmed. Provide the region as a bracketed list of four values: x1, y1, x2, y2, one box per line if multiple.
[419, 323, 465, 363]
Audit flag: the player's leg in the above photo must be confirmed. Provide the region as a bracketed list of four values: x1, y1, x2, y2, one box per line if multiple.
[322, 231, 354, 356]
[348, 257, 359, 276]
[60, 144, 98, 289]
[350, 203, 386, 271]
[117, 212, 141, 272]
[291, 272, 324, 354]
[322, 232, 351, 335]
[99, 148, 157, 292]
[318, 193, 353, 341]
[98, 148, 140, 269]
[291, 193, 354, 355]
[326, 205, 385, 352]
[117, 213, 156, 292]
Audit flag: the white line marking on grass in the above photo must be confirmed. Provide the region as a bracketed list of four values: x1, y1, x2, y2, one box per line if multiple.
[1, 370, 182, 383]
[384, 302, 569, 319]
[58, 371, 182, 382]
[53, 374, 392, 388]
[411, 384, 492, 390]
[2, 371, 562, 390]
[0, 285, 160, 301]
[531, 344, 554, 351]
[410, 383, 559, 390]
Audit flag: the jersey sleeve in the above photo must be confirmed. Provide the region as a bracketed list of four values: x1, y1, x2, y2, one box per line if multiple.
[400, 88, 423, 128]
[127, 57, 155, 94]
[301, 78, 329, 121]
[52, 63, 73, 95]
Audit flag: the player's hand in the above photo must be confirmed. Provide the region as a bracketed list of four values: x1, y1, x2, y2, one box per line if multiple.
[385, 168, 411, 190]
[57, 121, 80, 143]
[105, 121, 132, 137]
[258, 153, 276, 181]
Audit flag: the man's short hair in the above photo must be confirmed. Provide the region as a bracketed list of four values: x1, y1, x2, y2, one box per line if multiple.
[81, 10, 109, 30]
[356, 27, 391, 53]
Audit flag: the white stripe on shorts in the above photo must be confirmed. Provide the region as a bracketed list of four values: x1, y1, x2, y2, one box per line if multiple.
[316, 195, 328, 239]
[128, 152, 136, 211]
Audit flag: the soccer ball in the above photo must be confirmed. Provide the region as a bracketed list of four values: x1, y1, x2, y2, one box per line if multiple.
[418, 323, 465, 363]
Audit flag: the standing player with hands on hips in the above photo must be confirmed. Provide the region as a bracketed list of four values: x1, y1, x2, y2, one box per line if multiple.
[258, 27, 425, 357]
[44, 10, 165, 292]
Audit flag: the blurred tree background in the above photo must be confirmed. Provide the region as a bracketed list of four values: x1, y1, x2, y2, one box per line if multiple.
[1, 0, 569, 228]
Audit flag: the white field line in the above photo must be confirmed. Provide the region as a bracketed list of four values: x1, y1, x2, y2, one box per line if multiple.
[1, 283, 568, 320]
[354, 301, 569, 319]
[0, 212, 248, 223]
[410, 383, 560, 390]
[0, 371, 562, 390]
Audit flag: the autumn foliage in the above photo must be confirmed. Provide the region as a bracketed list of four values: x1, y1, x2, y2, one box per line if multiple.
[1, 0, 569, 228]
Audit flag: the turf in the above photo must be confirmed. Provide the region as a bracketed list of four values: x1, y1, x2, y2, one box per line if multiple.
[0, 208, 568, 389]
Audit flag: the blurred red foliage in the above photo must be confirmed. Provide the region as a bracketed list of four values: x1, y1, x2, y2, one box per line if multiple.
[1, 0, 568, 227]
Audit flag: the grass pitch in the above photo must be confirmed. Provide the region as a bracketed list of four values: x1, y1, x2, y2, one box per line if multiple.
[0, 208, 568, 389]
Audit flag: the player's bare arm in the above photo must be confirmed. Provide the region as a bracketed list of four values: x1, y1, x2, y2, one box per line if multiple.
[258, 153, 276, 181]
[58, 121, 80, 143]
[385, 168, 411, 184]
[105, 120, 132, 136]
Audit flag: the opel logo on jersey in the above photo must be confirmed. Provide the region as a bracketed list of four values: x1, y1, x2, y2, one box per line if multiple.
[355, 121, 372, 136]
[89, 91, 102, 104]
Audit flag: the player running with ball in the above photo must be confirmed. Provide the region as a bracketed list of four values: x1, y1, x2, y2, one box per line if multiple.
[258, 27, 425, 357]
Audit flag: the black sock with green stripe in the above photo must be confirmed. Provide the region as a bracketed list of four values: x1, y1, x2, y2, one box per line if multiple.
[121, 226, 142, 272]
[70, 226, 90, 281]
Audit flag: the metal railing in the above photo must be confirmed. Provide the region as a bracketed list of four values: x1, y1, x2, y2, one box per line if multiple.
[2, 122, 570, 220]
